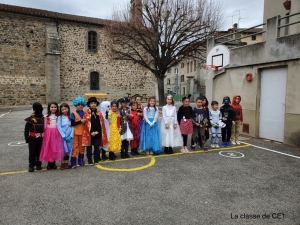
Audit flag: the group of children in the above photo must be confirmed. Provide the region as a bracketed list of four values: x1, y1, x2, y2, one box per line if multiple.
[24, 94, 243, 172]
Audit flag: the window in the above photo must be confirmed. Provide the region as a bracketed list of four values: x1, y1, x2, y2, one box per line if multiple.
[183, 87, 186, 95]
[190, 62, 193, 72]
[187, 63, 189, 73]
[174, 68, 178, 75]
[167, 68, 171, 73]
[181, 63, 184, 68]
[251, 35, 256, 41]
[90, 72, 99, 90]
[194, 60, 196, 71]
[88, 31, 97, 52]
[180, 75, 184, 82]
[167, 78, 171, 85]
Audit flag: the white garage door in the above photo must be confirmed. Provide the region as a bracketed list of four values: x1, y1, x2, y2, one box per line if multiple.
[259, 67, 287, 142]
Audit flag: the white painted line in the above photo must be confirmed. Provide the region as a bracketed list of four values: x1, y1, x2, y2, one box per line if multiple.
[240, 141, 300, 159]
[219, 151, 244, 158]
[0, 110, 12, 118]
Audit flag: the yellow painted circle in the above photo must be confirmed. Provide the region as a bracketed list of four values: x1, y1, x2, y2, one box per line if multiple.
[95, 156, 156, 172]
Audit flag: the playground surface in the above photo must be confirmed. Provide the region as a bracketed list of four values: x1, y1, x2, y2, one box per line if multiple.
[0, 108, 299, 225]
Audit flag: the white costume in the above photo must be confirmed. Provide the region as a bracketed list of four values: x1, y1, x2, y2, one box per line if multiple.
[99, 101, 110, 151]
[160, 104, 183, 147]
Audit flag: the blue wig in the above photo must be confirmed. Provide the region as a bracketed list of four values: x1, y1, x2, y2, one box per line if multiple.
[73, 96, 86, 107]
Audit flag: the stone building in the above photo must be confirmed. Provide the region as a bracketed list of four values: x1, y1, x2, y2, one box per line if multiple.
[0, 2, 156, 106]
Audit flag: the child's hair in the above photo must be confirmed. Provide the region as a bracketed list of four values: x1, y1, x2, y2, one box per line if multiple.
[111, 100, 119, 108]
[147, 96, 157, 111]
[130, 101, 137, 106]
[196, 97, 203, 102]
[182, 96, 189, 102]
[47, 101, 59, 117]
[135, 95, 142, 101]
[60, 103, 70, 119]
[165, 95, 174, 105]
[211, 100, 219, 106]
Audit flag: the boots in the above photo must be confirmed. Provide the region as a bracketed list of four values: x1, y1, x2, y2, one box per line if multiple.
[131, 148, 137, 156]
[69, 157, 77, 169]
[109, 152, 115, 160]
[135, 148, 140, 155]
[164, 147, 169, 154]
[121, 149, 125, 159]
[124, 142, 130, 158]
[60, 160, 69, 170]
[169, 147, 174, 154]
[101, 149, 108, 161]
[78, 153, 85, 167]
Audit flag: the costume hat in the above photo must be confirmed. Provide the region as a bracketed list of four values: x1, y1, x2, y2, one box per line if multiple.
[87, 97, 100, 107]
[118, 97, 130, 103]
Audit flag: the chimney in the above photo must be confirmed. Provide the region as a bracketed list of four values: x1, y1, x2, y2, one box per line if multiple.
[130, 0, 143, 24]
[233, 23, 238, 31]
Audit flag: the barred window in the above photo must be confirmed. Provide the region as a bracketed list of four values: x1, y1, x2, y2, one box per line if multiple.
[88, 31, 97, 52]
[90, 72, 99, 90]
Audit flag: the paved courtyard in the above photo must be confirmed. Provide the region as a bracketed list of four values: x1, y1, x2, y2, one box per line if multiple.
[0, 107, 300, 225]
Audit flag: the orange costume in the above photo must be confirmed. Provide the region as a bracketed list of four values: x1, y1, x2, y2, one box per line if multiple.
[82, 109, 108, 147]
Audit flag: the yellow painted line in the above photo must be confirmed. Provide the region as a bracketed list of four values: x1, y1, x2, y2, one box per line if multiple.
[95, 155, 156, 172]
[0, 144, 250, 176]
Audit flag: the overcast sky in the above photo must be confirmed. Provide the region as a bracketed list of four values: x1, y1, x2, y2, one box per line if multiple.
[0, 0, 264, 30]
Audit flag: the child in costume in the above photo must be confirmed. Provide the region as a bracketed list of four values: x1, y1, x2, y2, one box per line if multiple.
[118, 97, 133, 158]
[129, 100, 141, 156]
[70, 96, 87, 168]
[161, 95, 182, 154]
[200, 94, 211, 144]
[192, 97, 208, 152]
[135, 95, 144, 144]
[209, 101, 222, 148]
[82, 97, 108, 165]
[220, 96, 236, 147]
[99, 101, 111, 160]
[40, 102, 64, 170]
[231, 95, 243, 145]
[139, 96, 163, 155]
[57, 103, 74, 170]
[107, 100, 122, 160]
[177, 96, 194, 153]
[24, 102, 44, 172]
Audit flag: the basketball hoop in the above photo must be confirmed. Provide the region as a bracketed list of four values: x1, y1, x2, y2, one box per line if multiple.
[201, 64, 218, 81]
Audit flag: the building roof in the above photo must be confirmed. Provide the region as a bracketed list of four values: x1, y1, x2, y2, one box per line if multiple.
[0, 3, 109, 26]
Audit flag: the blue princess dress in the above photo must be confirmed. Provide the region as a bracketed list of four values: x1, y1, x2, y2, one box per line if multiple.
[57, 115, 74, 157]
[139, 106, 163, 154]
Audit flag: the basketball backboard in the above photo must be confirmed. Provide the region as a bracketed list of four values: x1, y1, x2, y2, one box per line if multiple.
[206, 45, 230, 69]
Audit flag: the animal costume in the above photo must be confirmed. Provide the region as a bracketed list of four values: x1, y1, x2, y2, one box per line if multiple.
[107, 109, 122, 160]
[57, 114, 74, 169]
[231, 95, 243, 145]
[118, 97, 133, 158]
[82, 97, 108, 164]
[161, 98, 183, 154]
[99, 101, 111, 160]
[24, 102, 44, 172]
[129, 101, 141, 155]
[139, 106, 163, 154]
[220, 96, 236, 147]
[70, 96, 86, 168]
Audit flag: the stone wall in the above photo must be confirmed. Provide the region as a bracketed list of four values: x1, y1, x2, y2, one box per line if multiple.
[0, 12, 156, 106]
[58, 21, 156, 102]
[0, 12, 48, 105]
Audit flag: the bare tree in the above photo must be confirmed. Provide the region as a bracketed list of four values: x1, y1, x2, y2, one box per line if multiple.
[106, 0, 224, 105]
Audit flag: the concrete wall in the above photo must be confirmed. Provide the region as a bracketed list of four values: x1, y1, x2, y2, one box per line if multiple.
[207, 16, 300, 146]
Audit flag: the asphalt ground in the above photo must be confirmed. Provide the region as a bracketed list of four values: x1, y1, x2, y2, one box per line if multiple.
[1, 107, 300, 225]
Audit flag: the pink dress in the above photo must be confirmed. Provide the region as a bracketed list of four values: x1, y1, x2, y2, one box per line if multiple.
[40, 114, 64, 162]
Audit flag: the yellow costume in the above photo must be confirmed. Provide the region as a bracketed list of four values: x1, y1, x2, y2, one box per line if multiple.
[108, 110, 122, 152]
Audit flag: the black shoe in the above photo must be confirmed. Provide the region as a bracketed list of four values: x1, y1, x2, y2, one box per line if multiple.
[109, 152, 115, 160]
[47, 166, 52, 170]
[87, 158, 94, 166]
[135, 149, 140, 155]
[131, 149, 137, 156]
[102, 154, 108, 161]
[113, 153, 117, 159]
[164, 147, 169, 154]
[36, 165, 42, 170]
[169, 147, 174, 154]
[52, 164, 57, 170]
[28, 167, 34, 172]
[125, 153, 130, 158]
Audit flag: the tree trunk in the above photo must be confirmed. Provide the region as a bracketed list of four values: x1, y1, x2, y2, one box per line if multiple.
[157, 76, 165, 106]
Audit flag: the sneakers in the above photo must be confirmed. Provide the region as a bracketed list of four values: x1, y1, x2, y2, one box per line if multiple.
[215, 144, 219, 148]
[185, 147, 190, 154]
[36, 165, 42, 170]
[226, 142, 231, 147]
[87, 158, 94, 166]
[28, 167, 34, 172]
[180, 147, 186, 153]
[235, 140, 241, 145]
[210, 144, 215, 148]
[220, 142, 226, 147]
[231, 141, 237, 145]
